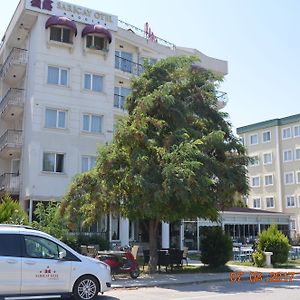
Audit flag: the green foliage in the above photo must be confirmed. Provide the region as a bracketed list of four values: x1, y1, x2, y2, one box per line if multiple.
[257, 224, 291, 265]
[63, 56, 250, 272]
[200, 227, 233, 267]
[77, 234, 108, 251]
[32, 201, 69, 240]
[252, 251, 266, 267]
[0, 194, 28, 224]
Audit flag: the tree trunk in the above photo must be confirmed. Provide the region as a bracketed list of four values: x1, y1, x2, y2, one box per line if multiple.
[148, 218, 159, 273]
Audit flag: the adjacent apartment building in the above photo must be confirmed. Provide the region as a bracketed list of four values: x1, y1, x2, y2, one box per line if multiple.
[0, 0, 228, 247]
[237, 114, 300, 237]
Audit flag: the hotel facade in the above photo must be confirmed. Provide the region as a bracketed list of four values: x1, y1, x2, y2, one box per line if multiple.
[237, 114, 300, 238]
[1, 0, 288, 250]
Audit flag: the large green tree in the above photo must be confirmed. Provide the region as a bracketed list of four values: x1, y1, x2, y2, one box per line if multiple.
[63, 56, 249, 272]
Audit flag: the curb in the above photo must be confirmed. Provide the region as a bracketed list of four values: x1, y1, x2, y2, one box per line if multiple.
[112, 276, 230, 289]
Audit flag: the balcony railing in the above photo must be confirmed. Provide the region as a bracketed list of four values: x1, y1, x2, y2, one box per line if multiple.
[115, 55, 144, 76]
[0, 88, 25, 113]
[0, 130, 22, 151]
[0, 173, 20, 193]
[216, 91, 228, 109]
[0, 47, 28, 79]
[118, 19, 176, 50]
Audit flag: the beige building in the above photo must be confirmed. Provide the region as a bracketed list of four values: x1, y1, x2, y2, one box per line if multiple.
[237, 114, 300, 237]
[0, 0, 228, 247]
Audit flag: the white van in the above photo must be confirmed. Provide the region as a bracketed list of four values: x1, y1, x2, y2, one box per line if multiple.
[0, 225, 111, 300]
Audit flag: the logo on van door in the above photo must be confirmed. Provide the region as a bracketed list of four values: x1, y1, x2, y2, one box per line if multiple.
[35, 266, 59, 279]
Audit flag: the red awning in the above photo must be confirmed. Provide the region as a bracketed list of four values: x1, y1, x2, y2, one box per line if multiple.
[81, 24, 112, 44]
[45, 16, 77, 36]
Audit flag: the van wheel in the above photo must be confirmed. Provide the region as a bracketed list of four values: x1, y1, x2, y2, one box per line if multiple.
[73, 275, 99, 300]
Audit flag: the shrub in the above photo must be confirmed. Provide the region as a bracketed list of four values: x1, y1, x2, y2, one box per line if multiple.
[0, 194, 28, 224]
[32, 201, 68, 240]
[200, 227, 232, 267]
[252, 251, 265, 267]
[257, 224, 290, 265]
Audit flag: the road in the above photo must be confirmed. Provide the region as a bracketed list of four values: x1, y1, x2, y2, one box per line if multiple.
[100, 275, 300, 300]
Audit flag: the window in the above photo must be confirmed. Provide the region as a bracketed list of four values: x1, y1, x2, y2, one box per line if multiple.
[45, 108, 66, 129]
[296, 171, 300, 184]
[264, 174, 273, 186]
[24, 235, 65, 259]
[114, 87, 131, 109]
[86, 35, 107, 50]
[266, 197, 274, 208]
[286, 195, 295, 207]
[249, 155, 259, 167]
[295, 148, 300, 160]
[294, 125, 300, 137]
[43, 152, 64, 173]
[253, 198, 261, 208]
[0, 234, 21, 257]
[115, 51, 133, 73]
[84, 73, 103, 92]
[82, 114, 102, 134]
[249, 134, 258, 145]
[81, 156, 96, 172]
[262, 131, 271, 142]
[263, 152, 272, 165]
[283, 149, 293, 162]
[251, 176, 260, 187]
[111, 214, 120, 240]
[47, 66, 68, 86]
[239, 137, 244, 145]
[284, 172, 294, 185]
[50, 27, 72, 43]
[282, 127, 292, 139]
[291, 220, 296, 230]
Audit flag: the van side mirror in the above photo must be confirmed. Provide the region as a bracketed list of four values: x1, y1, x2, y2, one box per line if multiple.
[59, 251, 66, 260]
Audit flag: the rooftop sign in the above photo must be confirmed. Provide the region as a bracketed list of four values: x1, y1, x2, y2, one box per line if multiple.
[25, 0, 118, 31]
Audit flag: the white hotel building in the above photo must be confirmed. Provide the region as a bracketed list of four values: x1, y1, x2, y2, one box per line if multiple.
[3, 0, 281, 249]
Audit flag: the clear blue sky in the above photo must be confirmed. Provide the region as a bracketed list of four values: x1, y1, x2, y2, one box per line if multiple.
[2, 0, 300, 130]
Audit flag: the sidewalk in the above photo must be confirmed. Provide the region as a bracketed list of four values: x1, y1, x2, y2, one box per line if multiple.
[112, 260, 300, 289]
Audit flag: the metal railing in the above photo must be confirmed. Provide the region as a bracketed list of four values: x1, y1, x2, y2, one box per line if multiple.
[0, 129, 22, 151]
[0, 47, 28, 79]
[115, 54, 144, 76]
[0, 172, 20, 193]
[118, 19, 176, 50]
[216, 91, 228, 108]
[114, 94, 126, 109]
[0, 88, 25, 113]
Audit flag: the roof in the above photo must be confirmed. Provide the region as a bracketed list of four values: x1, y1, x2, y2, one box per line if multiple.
[45, 16, 77, 36]
[222, 207, 283, 215]
[81, 24, 112, 43]
[237, 113, 300, 134]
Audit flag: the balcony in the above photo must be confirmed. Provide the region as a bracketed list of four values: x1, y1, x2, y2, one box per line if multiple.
[0, 130, 22, 158]
[115, 55, 144, 77]
[216, 91, 228, 110]
[0, 48, 28, 86]
[0, 88, 24, 120]
[0, 173, 20, 195]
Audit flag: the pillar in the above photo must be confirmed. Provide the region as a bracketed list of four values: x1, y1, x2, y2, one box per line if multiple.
[120, 217, 129, 246]
[180, 221, 184, 250]
[161, 222, 170, 248]
[29, 199, 33, 222]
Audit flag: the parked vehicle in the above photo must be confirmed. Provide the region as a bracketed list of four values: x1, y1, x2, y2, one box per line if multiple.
[97, 248, 140, 279]
[0, 224, 111, 300]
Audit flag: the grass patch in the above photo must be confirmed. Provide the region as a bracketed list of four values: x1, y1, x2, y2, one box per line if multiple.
[227, 260, 254, 267]
[140, 264, 232, 274]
